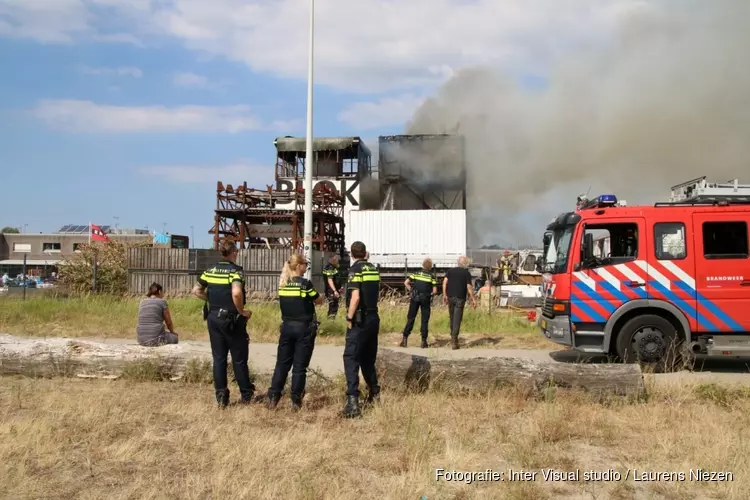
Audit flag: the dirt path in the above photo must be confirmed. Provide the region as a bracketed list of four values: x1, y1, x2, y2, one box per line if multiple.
[69, 336, 750, 387]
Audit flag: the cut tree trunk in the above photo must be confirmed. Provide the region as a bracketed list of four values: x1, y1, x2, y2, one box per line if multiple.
[0, 335, 645, 397]
[0, 334, 214, 380]
[375, 348, 645, 397]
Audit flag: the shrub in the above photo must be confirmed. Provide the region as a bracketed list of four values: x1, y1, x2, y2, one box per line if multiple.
[58, 239, 150, 296]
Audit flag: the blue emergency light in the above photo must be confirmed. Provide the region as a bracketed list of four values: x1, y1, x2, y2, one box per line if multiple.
[597, 194, 618, 206]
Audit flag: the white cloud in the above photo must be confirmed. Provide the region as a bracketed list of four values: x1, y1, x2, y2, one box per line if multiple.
[142, 163, 269, 184]
[81, 65, 143, 78]
[0, 0, 147, 44]
[337, 94, 426, 130]
[0, 0, 653, 93]
[173, 72, 208, 88]
[172, 72, 229, 91]
[29, 99, 295, 133]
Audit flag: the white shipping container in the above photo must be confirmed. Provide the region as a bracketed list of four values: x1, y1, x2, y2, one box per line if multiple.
[346, 210, 467, 267]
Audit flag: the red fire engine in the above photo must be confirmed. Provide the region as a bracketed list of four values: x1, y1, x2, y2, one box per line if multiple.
[538, 176, 750, 372]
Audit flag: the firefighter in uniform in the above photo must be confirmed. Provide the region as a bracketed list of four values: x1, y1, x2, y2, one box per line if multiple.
[322, 254, 342, 319]
[267, 253, 324, 411]
[341, 241, 381, 418]
[192, 239, 255, 407]
[399, 258, 438, 349]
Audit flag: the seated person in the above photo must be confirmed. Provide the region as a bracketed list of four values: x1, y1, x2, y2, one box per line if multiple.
[136, 282, 179, 346]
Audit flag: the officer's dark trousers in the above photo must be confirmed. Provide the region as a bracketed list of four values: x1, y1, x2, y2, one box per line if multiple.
[343, 314, 380, 398]
[207, 312, 255, 401]
[403, 298, 431, 338]
[326, 292, 339, 318]
[269, 321, 316, 397]
[447, 297, 466, 337]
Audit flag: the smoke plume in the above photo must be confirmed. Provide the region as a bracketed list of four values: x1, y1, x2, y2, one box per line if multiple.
[404, 0, 750, 247]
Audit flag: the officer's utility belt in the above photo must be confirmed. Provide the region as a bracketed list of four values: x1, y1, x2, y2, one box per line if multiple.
[284, 319, 312, 327]
[351, 309, 377, 325]
[211, 307, 244, 325]
[411, 289, 431, 301]
[283, 318, 320, 332]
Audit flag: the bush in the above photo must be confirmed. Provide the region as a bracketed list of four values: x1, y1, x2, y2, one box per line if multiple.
[58, 240, 150, 296]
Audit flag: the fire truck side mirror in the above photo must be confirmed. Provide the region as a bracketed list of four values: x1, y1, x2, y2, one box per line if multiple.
[542, 231, 552, 249]
[582, 233, 595, 265]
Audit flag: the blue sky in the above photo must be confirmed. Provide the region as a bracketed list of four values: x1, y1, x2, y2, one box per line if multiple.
[0, 0, 648, 248]
[0, 36, 401, 247]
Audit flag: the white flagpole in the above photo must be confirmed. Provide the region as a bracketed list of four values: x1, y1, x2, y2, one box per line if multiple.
[88, 221, 91, 244]
[302, 0, 315, 280]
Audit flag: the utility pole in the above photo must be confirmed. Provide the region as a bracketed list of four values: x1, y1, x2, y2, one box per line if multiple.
[302, 0, 315, 279]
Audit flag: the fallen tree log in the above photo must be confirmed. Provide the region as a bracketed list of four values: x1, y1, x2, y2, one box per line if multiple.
[0, 334, 214, 380]
[0, 335, 645, 397]
[375, 348, 645, 397]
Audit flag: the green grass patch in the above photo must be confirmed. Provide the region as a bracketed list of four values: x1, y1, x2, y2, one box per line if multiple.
[0, 295, 545, 348]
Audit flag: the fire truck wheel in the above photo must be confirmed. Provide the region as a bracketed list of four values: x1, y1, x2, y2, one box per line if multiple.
[615, 314, 683, 373]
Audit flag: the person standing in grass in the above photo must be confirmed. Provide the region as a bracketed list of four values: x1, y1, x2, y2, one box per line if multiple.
[341, 241, 382, 418]
[267, 253, 324, 411]
[442, 256, 477, 350]
[136, 282, 179, 346]
[322, 254, 342, 319]
[399, 258, 438, 349]
[192, 239, 255, 408]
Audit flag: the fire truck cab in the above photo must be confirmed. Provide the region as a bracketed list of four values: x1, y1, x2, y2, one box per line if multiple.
[538, 177, 750, 371]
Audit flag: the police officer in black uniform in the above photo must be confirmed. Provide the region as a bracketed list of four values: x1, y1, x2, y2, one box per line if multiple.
[322, 254, 342, 319]
[341, 241, 381, 418]
[192, 239, 255, 407]
[399, 257, 438, 349]
[267, 253, 324, 411]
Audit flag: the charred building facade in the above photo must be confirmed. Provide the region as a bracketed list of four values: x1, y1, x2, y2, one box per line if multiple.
[377, 134, 467, 210]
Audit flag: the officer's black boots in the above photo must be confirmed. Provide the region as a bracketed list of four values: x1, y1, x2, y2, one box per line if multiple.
[290, 393, 303, 412]
[421, 338, 428, 349]
[451, 335, 459, 350]
[267, 391, 281, 410]
[364, 388, 380, 408]
[340, 395, 361, 418]
[217, 389, 230, 408]
[399, 335, 407, 348]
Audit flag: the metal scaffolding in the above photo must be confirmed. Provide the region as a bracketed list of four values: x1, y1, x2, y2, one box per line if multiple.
[210, 181, 345, 253]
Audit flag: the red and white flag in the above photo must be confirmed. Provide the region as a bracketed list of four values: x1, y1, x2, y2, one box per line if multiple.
[90, 224, 109, 242]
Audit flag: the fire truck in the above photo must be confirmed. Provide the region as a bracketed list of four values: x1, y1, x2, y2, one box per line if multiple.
[537, 177, 750, 372]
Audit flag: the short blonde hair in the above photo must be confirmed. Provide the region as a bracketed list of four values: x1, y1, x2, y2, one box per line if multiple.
[422, 258, 433, 270]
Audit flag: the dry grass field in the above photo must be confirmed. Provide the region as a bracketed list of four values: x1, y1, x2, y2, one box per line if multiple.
[2, 294, 747, 499]
[0, 295, 548, 348]
[0, 373, 747, 500]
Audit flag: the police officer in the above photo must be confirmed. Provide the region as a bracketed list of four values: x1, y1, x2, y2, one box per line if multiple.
[192, 239, 255, 407]
[322, 254, 342, 319]
[399, 258, 437, 349]
[267, 253, 324, 411]
[341, 241, 381, 418]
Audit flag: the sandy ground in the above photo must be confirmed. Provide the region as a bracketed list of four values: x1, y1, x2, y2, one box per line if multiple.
[5, 333, 748, 388]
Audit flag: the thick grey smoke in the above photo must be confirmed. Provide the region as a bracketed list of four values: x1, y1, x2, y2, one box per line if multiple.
[405, 0, 750, 247]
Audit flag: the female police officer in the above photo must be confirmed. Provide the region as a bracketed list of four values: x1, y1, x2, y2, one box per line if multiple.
[267, 253, 324, 411]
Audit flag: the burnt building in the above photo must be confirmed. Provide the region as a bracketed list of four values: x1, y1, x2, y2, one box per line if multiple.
[377, 134, 467, 210]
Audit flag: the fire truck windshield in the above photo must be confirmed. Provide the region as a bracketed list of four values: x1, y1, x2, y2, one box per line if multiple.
[543, 225, 575, 274]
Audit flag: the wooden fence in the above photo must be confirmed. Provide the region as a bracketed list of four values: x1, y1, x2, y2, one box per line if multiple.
[127, 248, 334, 296]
